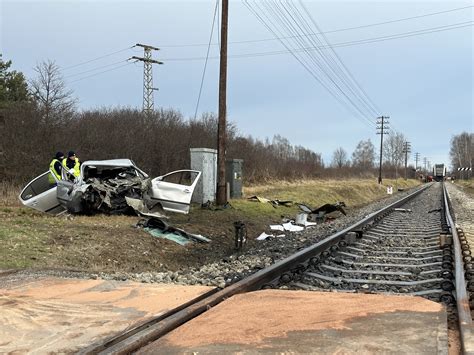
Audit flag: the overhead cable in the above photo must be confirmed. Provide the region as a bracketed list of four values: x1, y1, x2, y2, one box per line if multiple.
[298, 0, 381, 116]
[245, 0, 378, 128]
[161, 21, 473, 61]
[159, 5, 473, 48]
[62, 46, 135, 70]
[193, 0, 219, 120]
[64, 60, 127, 79]
[68, 61, 137, 83]
[243, 0, 375, 128]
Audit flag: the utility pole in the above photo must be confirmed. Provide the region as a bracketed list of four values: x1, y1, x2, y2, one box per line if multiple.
[423, 157, 428, 174]
[403, 141, 411, 180]
[131, 43, 163, 115]
[216, 0, 229, 205]
[376, 116, 389, 184]
[414, 152, 420, 171]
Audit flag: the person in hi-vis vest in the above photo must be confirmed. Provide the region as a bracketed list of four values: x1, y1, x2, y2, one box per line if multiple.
[49, 151, 64, 185]
[62, 151, 81, 181]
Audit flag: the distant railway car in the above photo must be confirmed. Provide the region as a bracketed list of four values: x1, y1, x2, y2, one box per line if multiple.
[433, 164, 446, 182]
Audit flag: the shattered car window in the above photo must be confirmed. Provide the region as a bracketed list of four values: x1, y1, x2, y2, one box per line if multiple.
[83, 165, 145, 180]
[161, 171, 199, 186]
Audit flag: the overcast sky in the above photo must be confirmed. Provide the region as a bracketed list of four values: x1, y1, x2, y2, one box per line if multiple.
[2, 0, 473, 168]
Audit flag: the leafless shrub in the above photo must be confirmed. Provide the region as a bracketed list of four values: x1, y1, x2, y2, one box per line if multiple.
[3, 105, 326, 184]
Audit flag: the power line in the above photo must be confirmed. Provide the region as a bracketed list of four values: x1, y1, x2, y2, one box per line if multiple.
[267, 0, 377, 127]
[159, 5, 473, 48]
[68, 61, 137, 84]
[275, 0, 378, 123]
[243, 0, 374, 128]
[64, 60, 127, 79]
[62, 46, 135, 70]
[298, 0, 381, 116]
[244, 0, 377, 128]
[162, 21, 473, 62]
[293, 0, 380, 118]
[194, 0, 219, 120]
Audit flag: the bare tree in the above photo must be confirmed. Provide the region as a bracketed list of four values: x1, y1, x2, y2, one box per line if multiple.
[30, 59, 76, 124]
[331, 147, 349, 168]
[450, 132, 473, 172]
[352, 139, 375, 169]
[383, 131, 406, 167]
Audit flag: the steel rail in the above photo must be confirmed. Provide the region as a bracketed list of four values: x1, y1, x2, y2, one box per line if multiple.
[443, 183, 474, 353]
[90, 183, 432, 354]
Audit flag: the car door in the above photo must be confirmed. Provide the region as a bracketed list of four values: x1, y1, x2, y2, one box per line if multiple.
[150, 170, 201, 214]
[19, 171, 65, 214]
[56, 179, 76, 205]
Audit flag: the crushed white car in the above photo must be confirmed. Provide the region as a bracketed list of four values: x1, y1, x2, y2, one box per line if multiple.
[19, 159, 201, 215]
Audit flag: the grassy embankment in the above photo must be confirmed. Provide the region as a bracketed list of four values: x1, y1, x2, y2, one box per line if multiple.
[0, 178, 420, 272]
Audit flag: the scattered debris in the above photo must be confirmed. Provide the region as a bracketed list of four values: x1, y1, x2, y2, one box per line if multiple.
[282, 222, 304, 232]
[137, 217, 211, 245]
[274, 200, 293, 207]
[310, 202, 347, 216]
[297, 204, 313, 214]
[256, 232, 286, 241]
[270, 224, 285, 231]
[428, 208, 442, 214]
[259, 212, 319, 241]
[295, 213, 317, 227]
[394, 208, 412, 213]
[247, 196, 293, 207]
[126, 197, 168, 219]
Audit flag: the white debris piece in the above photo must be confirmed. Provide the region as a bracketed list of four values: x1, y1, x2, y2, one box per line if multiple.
[270, 225, 285, 231]
[256, 232, 274, 240]
[256, 232, 287, 240]
[282, 222, 304, 232]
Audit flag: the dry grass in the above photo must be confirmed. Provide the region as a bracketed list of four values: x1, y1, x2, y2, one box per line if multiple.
[0, 182, 22, 207]
[244, 178, 421, 207]
[454, 179, 474, 198]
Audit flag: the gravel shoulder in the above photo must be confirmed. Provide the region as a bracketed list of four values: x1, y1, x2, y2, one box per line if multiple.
[446, 182, 474, 244]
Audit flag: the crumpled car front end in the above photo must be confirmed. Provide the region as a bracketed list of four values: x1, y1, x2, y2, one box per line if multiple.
[57, 161, 152, 215]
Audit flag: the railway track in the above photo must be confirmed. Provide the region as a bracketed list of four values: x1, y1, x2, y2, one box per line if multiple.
[86, 182, 473, 354]
[282, 183, 452, 301]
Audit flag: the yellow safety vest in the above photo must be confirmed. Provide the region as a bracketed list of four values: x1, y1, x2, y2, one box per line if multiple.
[62, 157, 81, 177]
[49, 158, 62, 182]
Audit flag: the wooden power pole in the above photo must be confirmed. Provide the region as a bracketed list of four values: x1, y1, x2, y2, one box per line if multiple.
[217, 0, 229, 205]
[376, 116, 389, 184]
[403, 141, 411, 180]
